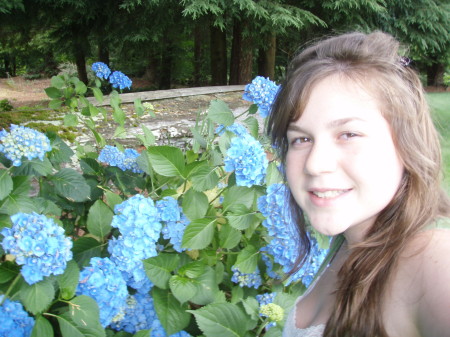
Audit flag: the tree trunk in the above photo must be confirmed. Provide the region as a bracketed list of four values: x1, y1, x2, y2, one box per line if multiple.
[194, 23, 208, 86]
[98, 40, 110, 65]
[159, 36, 173, 89]
[257, 33, 276, 79]
[229, 19, 253, 85]
[426, 61, 445, 87]
[144, 49, 160, 87]
[75, 50, 88, 84]
[210, 24, 227, 85]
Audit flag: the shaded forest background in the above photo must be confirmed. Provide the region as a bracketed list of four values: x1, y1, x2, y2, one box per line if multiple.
[0, 0, 449, 90]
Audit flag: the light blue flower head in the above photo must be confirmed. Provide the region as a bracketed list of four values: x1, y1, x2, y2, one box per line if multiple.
[1, 212, 73, 285]
[224, 133, 268, 187]
[76, 257, 128, 327]
[243, 76, 280, 118]
[0, 295, 35, 337]
[0, 124, 52, 166]
[215, 123, 248, 137]
[98, 145, 143, 173]
[92, 62, 111, 80]
[231, 266, 262, 289]
[109, 71, 132, 90]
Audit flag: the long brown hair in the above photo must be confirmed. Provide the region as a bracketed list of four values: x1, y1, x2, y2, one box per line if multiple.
[267, 31, 450, 337]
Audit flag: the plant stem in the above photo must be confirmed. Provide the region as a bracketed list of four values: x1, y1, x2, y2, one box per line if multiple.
[0, 273, 22, 306]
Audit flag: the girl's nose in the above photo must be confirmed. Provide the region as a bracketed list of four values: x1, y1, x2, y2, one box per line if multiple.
[304, 141, 337, 176]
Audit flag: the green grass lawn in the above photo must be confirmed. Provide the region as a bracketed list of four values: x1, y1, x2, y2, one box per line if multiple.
[427, 92, 450, 193]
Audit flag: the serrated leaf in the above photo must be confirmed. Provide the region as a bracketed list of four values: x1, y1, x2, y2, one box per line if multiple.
[266, 162, 283, 186]
[188, 302, 248, 337]
[207, 100, 234, 126]
[182, 218, 215, 250]
[188, 164, 219, 192]
[86, 200, 113, 238]
[51, 76, 65, 89]
[0, 194, 38, 215]
[152, 287, 191, 335]
[20, 278, 55, 315]
[31, 316, 54, 337]
[45, 87, 61, 99]
[169, 275, 198, 304]
[178, 261, 206, 279]
[181, 189, 209, 221]
[137, 124, 155, 147]
[57, 295, 105, 337]
[57, 260, 80, 300]
[104, 190, 123, 210]
[92, 87, 103, 103]
[219, 223, 241, 249]
[0, 261, 20, 283]
[147, 146, 185, 178]
[241, 297, 259, 321]
[189, 266, 218, 305]
[113, 126, 127, 138]
[0, 169, 13, 200]
[222, 186, 255, 211]
[75, 81, 87, 95]
[243, 116, 259, 138]
[49, 168, 91, 202]
[72, 237, 102, 268]
[234, 245, 258, 273]
[226, 205, 260, 230]
[190, 126, 207, 148]
[143, 254, 180, 289]
[49, 99, 63, 110]
[12, 157, 53, 177]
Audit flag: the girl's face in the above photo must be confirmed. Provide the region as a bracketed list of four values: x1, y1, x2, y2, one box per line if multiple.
[285, 75, 404, 244]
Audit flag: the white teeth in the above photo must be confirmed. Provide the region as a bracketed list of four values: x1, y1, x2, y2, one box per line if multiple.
[312, 190, 345, 198]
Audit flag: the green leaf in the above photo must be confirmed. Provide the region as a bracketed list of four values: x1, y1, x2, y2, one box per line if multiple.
[241, 297, 259, 321]
[49, 168, 91, 202]
[243, 116, 259, 139]
[20, 278, 55, 315]
[190, 126, 207, 149]
[147, 146, 185, 178]
[113, 126, 127, 138]
[104, 190, 123, 210]
[92, 87, 104, 103]
[248, 104, 258, 115]
[75, 81, 87, 95]
[189, 266, 219, 305]
[87, 200, 113, 238]
[152, 287, 191, 335]
[169, 275, 198, 304]
[188, 302, 249, 337]
[57, 295, 105, 337]
[234, 245, 258, 273]
[219, 223, 241, 249]
[136, 124, 156, 147]
[12, 157, 53, 177]
[57, 260, 80, 300]
[0, 261, 20, 283]
[207, 100, 235, 126]
[0, 169, 13, 200]
[45, 87, 61, 99]
[51, 76, 65, 89]
[31, 316, 54, 337]
[182, 189, 209, 221]
[178, 261, 206, 279]
[222, 186, 255, 211]
[134, 98, 144, 117]
[72, 237, 102, 268]
[182, 218, 215, 250]
[133, 330, 151, 337]
[266, 162, 283, 186]
[49, 99, 63, 110]
[47, 133, 75, 165]
[143, 254, 180, 289]
[225, 205, 260, 230]
[188, 164, 219, 192]
[112, 107, 126, 127]
[0, 193, 38, 215]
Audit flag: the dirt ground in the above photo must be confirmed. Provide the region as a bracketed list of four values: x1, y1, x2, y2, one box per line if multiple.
[0, 76, 51, 108]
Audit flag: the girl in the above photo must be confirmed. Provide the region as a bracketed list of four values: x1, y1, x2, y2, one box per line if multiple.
[268, 31, 450, 337]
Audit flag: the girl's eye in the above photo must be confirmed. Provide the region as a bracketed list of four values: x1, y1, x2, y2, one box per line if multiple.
[290, 137, 312, 145]
[339, 132, 358, 140]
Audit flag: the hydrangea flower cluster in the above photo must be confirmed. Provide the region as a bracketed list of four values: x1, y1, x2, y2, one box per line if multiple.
[0, 124, 52, 166]
[109, 71, 132, 90]
[260, 303, 284, 322]
[91, 62, 111, 79]
[157, 197, 190, 252]
[215, 123, 248, 137]
[110, 292, 156, 333]
[1, 212, 73, 285]
[0, 295, 35, 337]
[257, 183, 329, 286]
[108, 194, 162, 289]
[256, 292, 276, 306]
[242, 76, 280, 118]
[224, 133, 268, 187]
[150, 318, 191, 337]
[231, 266, 262, 288]
[76, 257, 128, 327]
[98, 145, 143, 173]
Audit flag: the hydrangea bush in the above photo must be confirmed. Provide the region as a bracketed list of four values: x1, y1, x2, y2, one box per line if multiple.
[0, 66, 330, 337]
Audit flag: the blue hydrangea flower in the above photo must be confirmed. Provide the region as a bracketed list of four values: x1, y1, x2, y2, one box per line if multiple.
[257, 184, 329, 286]
[0, 124, 52, 167]
[98, 145, 143, 174]
[215, 123, 248, 137]
[231, 266, 262, 289]
[224, 133, 268, 187]
[157, 197, 190, 252]
[109, 71, 132, 90]
[92, 62, 111, 80]
[77, 257, 128, 327]
[150, 317, 191, 337]
[1, 212, 73, 285]
[108, 195, 162, 290]
[0, 295, 35, 337]
[256, 292, 276, 306]
[110, 292, 157, 333]
[243, 76, 280, 118]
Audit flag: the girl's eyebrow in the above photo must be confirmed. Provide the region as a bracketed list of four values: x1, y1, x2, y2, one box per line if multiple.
[287, 117, 366, 132]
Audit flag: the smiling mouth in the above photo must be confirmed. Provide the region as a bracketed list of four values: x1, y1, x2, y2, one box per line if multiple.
[311, 190, 350, 198]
